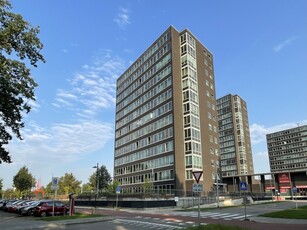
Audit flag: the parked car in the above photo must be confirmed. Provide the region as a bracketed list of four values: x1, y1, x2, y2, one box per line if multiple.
[2, 200, 17, 212]
[14, 200, 35, 214]
[20, 201, 42, 216]
[32, 200, 69, 217]
[7, 200, 26, 213]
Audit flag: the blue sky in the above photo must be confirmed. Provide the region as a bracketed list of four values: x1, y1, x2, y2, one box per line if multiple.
[1, 0, 307, 190]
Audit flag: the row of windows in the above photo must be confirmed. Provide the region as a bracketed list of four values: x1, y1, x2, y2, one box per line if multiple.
[222, 171, 238, 177]
[220, 134, 234, 143]
[219, 117, 233, 126]
[184, 127, 201, 142]
[220, 140, 234, 148]
[221, 158, 236, 166]
[268, 142, 306, 152]
[116, 87, 172, 131]
[219, 128, 234, 137]
[184, 115, 200, 129]
[221, 151, 236, 160]
[220, 146, 236, 154]
[221, 165, 237, 171]
[183, 89, 198, 104]
[117, 63, 172, 113]
[185, 155, 202, 168]
[116, 126, 173, 155]
[117, 31, 170, 88]
[115, 141, 173, 166]
[219, 123, 233, 132]
[270, 158, 307, 165]
[269, 147, 307, 156]
[115, 101, 173, 147]
[185, 141, 202, 155]
[217, 101, 231, 110]
[267, 138, 307, 147]
[271, 163, 307, 171]
[207, 101, 216, 111]
[267, 125, 307, 139]
[267, 131, 307, 143]
[117, 169, 174, 185]
[180, 32, 196, 48]
[116, 55, 172, 119]
[114, 155, 174, 176]
[208, 123, 217, 133]
[120, 184, 175, 195]
[115, 114, 173, 157]
[217, 95, 231, 104]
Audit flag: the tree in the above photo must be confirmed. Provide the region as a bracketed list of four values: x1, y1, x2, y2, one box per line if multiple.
[81, 183, 94, 194]
[89, 165, 111, 192]
[58, 173, 81, 195]
[13, 166, 35, 197]
[0, 0, 45, 163]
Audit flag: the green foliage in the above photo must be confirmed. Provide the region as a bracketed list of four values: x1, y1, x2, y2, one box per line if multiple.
[260, 205, 307, 219]
[0, 178, 3, 197]
[143, 179, 153, 195]
[106, 180, 119, 195]
[89, 165, 111, 192]
[58, 173, 82, 195]
[81, 183, 94, 194]
[2, 188, 19, 199]
[13, 166, 35, 196]
[0, 0, 45, 163]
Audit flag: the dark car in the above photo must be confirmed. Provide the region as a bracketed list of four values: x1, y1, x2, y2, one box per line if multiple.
[32, 200, 69, 217]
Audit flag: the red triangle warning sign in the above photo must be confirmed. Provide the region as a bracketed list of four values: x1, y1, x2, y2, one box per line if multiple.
[192, 171, 203, 183]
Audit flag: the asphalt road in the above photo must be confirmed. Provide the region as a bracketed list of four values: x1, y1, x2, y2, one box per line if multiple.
[1, 201, 307, 230]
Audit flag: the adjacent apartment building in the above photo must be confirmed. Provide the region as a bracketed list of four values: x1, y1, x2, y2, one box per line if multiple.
[266, 124, 307, 194]
[114, 26, 220, 196]
[216, 94, 254, 178]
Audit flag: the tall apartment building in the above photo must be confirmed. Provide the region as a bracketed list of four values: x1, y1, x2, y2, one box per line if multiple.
[267, 124, 307, 173]
[216, 94, 254, 178]
[114, 26, 220, 196]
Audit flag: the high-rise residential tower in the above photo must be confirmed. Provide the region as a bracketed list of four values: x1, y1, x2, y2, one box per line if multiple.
[114, 26, 220, 196]
[216, 94, 254, 178]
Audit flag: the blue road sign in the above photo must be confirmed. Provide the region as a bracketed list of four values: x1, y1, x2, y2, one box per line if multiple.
[293, 187, 297, 193]
[116, 186, 121, 194]
[240, 182, 247, 191]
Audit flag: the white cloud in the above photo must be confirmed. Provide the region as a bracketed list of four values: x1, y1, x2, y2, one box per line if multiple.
[53, 50, 126, 117]
[273, 36, 298, 52]
[114, 7, 131, 28]
[16, 121, 113, 157]
[250, 120, 307, 145]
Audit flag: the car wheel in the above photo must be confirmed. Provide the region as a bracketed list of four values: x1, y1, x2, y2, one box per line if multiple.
[27, 209, 33, 216]
[40, 211, 47, 217]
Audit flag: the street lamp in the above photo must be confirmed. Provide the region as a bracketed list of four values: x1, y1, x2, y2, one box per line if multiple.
[93, 163, 99, 206]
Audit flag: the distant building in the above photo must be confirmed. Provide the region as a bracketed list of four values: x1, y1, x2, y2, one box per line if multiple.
[217, 94, 254, 177]
[266, 124, 307, 195]
[113, 26, 220, 196]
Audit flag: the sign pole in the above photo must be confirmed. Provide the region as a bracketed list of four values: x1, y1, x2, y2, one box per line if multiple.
[244, 190, 247, 220]
[192, 171, 203, 228]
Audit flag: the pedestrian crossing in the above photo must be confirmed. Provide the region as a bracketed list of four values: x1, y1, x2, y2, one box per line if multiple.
[172, 211, 252, 220]
[109, 211, 251, 230]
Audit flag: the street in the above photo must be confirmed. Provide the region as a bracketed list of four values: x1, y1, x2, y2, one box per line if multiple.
[1, 201, 307, 229]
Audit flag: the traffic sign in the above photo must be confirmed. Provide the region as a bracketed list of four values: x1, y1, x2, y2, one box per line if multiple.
[293, 187, 297, 193]
[192, 171, 203, 183]
[240, 182, 247, 191]
[116, 186, 121, 194]
[192, 183, 203, 192]
[51, 177, 59, 190]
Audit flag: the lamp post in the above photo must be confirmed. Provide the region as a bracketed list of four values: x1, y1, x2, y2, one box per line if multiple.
[93, 163, 99, 208]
